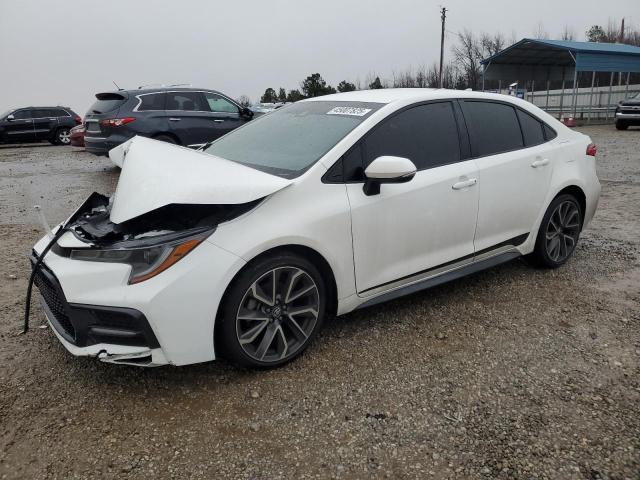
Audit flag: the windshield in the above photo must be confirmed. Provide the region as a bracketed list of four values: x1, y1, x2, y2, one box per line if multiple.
[204, 101, 382, 178]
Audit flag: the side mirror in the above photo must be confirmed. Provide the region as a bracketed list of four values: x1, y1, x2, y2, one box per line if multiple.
[363, 156, 416, 196]
[240, 107, 254, 118]
[6, 114, 15, 121]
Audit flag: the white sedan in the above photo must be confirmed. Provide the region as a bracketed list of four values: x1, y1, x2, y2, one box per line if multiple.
[30, 89, 600, 368]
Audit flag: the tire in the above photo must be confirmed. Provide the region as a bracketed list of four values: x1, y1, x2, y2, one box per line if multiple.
[54, 127, 71, 145]
[527, 194, 583, 268]
[153, 134, 177, 144]
[216, 252, 327, 368]
[615, 121, 628, 131]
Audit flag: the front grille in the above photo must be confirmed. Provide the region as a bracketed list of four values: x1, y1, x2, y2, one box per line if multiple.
[34, 268, 76, 340]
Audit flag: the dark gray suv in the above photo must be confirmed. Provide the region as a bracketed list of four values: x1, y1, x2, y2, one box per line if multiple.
[0, 107, 81, 145]
[84, 87, 254, 156]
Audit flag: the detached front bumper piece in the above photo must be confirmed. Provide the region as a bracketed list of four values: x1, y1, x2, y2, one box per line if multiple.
[31, 255, 167, 366]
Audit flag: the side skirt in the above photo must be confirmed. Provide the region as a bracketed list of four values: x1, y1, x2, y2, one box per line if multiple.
[356, 251, 521, 310]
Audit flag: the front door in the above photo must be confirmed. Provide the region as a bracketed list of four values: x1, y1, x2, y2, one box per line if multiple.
[3, 109, 35, 142]
[346, 101, 479, 295]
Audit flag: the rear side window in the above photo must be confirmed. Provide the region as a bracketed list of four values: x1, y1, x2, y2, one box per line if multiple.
[53, 109, 70, 117]
[517, 109, 545, 147]
[462, 101, 524, 156]
[364, 102, 460, 171]
[137, 93, 166, 111]
[89, 93, 127, 114]
[31, 109, 50, 118]
[543, 124, 557, 141]
[166, 92, 208, 111]
[13, 110, 32, 119]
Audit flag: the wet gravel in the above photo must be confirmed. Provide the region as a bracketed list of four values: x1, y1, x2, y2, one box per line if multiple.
[0, 126, 639, 479]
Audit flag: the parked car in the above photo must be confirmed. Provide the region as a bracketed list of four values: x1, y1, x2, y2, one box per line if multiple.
[0, 107, 81, 145]
[84, 87, 254, 156]
[30, 89, 600, 368]
[615, 92, 640, 130]
[69, 124, 85, 147]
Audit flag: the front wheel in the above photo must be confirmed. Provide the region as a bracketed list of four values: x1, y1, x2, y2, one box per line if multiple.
[217, 253, 327, 368]
[527, 194, 582, 268]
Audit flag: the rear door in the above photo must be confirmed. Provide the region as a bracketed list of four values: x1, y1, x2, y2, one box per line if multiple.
[346, 101, 479, 294]
[32, 108, 59, 140]
[4, 109, 34, 142]
[460, 100, 554, 252]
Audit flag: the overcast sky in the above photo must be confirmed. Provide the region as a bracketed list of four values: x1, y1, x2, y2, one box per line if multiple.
[0, 0, 637, 114]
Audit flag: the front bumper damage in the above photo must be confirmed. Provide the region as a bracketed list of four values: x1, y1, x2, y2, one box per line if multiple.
[32, 254, 168, 366]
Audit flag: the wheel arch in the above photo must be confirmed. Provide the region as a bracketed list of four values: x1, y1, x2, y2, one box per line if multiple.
[213, 243, 339, 346]
[152, 132, 181, 145]
[553, 184, 586, 227]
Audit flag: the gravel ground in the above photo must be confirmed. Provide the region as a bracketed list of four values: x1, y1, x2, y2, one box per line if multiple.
[0, 126, 638, 480]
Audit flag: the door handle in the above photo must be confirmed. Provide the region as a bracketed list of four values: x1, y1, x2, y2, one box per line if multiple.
[169, 118, 181, 122]
[531, 158, 549, 168]
[213, 119, 225, 123]
[452, 178, 477, 190]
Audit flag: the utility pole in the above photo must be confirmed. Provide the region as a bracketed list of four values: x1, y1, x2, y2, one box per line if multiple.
[439, 6, 447, 88]
[619, 17, 625, 43]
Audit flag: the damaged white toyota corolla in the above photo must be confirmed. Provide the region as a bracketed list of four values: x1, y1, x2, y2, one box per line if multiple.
[28, 89, 600, 368]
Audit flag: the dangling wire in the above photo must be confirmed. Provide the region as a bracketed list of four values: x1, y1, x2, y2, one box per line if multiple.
[23, 227, 68, 334]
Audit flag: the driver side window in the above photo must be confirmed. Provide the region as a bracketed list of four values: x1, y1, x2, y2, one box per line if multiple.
[204, 93, 239, 114]
[13, 110, 32, 120]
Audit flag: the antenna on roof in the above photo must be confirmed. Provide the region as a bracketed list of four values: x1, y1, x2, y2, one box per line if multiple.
[113, 80, 122, 91]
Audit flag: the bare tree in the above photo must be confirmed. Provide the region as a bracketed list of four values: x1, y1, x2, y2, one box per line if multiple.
[532, 22, 549, 39]
[480, 33, 506, 57]
[560, 25, 575, 41]
[452, 29, 483, 90]
[236, 95, 251, 107]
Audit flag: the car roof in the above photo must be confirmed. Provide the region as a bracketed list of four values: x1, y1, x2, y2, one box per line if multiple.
[303, 88, 523, 105]
[103, 87, 223, 95]
[15, 106, 71, 110]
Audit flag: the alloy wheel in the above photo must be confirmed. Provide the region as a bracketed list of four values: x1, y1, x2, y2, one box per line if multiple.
[545, 200, 580, 262]
[235, 267, 320, 363]
[58, 129, 71, 145]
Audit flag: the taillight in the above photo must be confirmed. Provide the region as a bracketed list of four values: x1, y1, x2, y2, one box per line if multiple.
[100, 117, 136, 127]
[586, 143, 597, 157]
[74, 115, 82, 125]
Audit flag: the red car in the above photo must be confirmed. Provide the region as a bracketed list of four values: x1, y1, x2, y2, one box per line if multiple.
[70, 124, 85, 147]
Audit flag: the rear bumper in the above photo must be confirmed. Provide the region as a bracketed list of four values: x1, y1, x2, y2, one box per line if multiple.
[84, 132, 132, 155]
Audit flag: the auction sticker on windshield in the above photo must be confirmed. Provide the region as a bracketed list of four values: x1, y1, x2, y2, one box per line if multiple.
[326, 106, 372, 116]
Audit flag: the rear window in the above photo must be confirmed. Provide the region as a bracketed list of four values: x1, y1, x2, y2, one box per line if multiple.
[89, 93, 127, 114]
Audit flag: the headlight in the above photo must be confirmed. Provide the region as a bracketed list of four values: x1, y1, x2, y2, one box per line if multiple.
[69, 236, 203, 284]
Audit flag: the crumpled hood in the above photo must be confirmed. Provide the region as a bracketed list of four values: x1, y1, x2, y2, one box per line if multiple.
[108, 136, 291, 224]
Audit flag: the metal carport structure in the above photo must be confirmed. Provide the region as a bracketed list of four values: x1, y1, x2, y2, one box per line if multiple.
[481, 39, 640, 121]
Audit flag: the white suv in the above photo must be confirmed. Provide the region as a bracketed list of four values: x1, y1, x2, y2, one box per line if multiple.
[29, 89, 600, 368]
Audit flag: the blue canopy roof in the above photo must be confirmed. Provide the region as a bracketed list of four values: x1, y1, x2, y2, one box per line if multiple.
[482, 38, 640, 73]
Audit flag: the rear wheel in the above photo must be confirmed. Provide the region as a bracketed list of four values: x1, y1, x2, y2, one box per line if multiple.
[615, 121, 628, 131]
[217, 253, 326, 368]
[528, 194, 582, 268]
[153, 134, 177, 144]
[54, 127, 71, 145]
